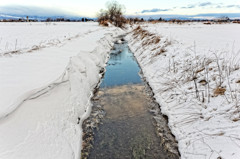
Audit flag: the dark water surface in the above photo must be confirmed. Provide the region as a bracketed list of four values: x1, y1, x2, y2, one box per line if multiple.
[89, 85, 169, 159]
[82, 40, 178, 159]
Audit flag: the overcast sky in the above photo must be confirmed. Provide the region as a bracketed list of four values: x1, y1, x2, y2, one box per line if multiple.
[0, 0, 240, 17]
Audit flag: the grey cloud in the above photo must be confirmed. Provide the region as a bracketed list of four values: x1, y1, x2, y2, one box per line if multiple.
[215, 4, 240, 9]
[226, 5, 235, 8]
[139, 2, 240, 15]
[199, 2, 212, 7]
[187, 5, 196, 8]
[181, 5, 196, 9]
[181, 2, 214, 9]
[141, 8, 171, 13]
[226, 5, 240, 8]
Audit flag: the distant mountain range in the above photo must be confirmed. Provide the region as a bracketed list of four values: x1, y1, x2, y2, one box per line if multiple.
[128, 13, 240, 20]
[0, 13, 240, 21]
[0, 13, 93, 21]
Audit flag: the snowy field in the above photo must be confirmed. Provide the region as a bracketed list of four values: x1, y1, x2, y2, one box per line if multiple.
[0, 22, 102, 55]
[1, 21, 240, 159]
[0, 22, 123, 159]
[127, 22, 240, 158]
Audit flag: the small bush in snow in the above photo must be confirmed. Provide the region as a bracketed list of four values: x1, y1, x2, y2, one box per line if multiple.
[97, 0, 126, 28]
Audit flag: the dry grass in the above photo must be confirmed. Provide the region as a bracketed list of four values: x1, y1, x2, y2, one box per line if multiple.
[151, 20, 160, 24]
[140, 31, 149, 40]
[154, 47, 166, 56]
[133, 26, 159, 45]
[236, 80, 240, 83]
[198, 79, 207, 85]
[196, 68, 205, 74]
[203, 22, 211, 25]
[214, 87, 226, 96]
[233, 21, 240, 24]
[151, 47, 158, 51]
[154, 37, 161, 44]
[99, 20, 109, 27]
[147, 36, 161, 45]
[232, 118, 240, 122]
[133, 26, 141, 32]
[142, 40, 148, 46]
[132, 25, 171, 58]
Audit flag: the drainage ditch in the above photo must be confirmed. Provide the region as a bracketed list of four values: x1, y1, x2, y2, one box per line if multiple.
[81, 37, 180, 159]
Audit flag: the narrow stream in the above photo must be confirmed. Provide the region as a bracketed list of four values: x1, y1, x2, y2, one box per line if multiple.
[81, 38, 179, 159]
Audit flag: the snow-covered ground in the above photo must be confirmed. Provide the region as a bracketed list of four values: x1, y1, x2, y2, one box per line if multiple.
[0, 22, 123, 159]
[127, 22, 240, 158]
[0, 22, 102, 55]
[1, 21, 240, 159]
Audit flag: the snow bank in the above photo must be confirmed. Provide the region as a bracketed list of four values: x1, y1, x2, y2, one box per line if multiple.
[0, 23, 110, 119]
[0, 23, 123, 159]
[127, 23, 240, 159]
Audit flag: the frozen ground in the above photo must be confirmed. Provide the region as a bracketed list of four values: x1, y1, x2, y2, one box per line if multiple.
[0, 22, 102, 55]
[0, 22, 123, 159]
[127, 22, 240, 158]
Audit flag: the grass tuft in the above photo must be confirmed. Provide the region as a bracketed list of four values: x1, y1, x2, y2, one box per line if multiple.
[214, 87, 226, 96]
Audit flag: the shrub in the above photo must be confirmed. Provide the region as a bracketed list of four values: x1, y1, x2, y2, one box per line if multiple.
[97, 1, 126, 28]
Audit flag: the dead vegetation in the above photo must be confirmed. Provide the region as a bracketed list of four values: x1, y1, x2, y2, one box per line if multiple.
[236, 80, 240, 83]
[214, 87, 226, 96]
[154, 47, 166, 56]
[203, 22, 212, 25]
[233, 21, 240, 24]
[132, 26, 170, 58]
[99, 20, 109, 27]
[131, 25, 240, 113]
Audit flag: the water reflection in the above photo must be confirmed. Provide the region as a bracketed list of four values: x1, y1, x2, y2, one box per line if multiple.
[100, 41, 142, 88]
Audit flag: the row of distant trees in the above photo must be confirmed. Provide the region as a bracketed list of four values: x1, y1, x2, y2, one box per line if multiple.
[0, 17, 94, 22]
[1, 16, 239, 24]
[45, 17, 94, 22]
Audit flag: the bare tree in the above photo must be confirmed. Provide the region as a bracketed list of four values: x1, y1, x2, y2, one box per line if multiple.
[97, 0, 126, 28]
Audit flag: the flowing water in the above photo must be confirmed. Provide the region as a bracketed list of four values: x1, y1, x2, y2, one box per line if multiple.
[81, 39, 179, 159]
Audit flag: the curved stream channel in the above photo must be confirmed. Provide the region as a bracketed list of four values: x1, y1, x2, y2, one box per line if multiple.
[81, 37, 179, 159]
